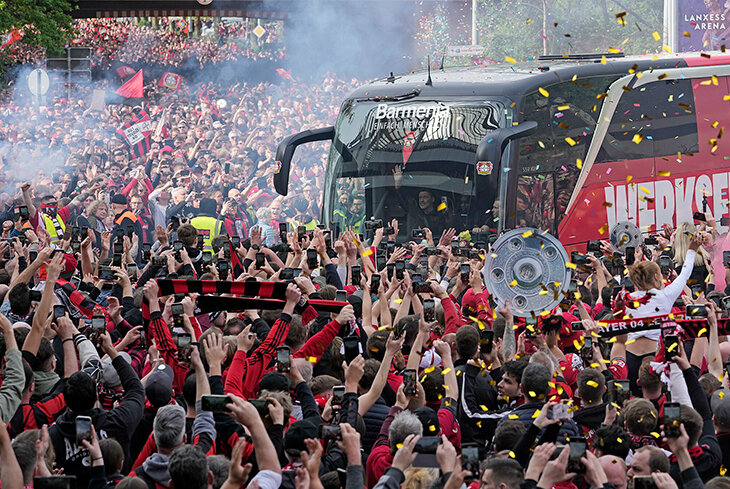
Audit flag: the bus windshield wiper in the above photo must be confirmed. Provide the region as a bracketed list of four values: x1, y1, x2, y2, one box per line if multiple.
[356, 89, 421, 103]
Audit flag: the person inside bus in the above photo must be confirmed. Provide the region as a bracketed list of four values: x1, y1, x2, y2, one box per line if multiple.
[622, 231, 703, 395]
[407, 190, 447, 237]
[674, 221, 714, 295]
[348, 193, 366, 234]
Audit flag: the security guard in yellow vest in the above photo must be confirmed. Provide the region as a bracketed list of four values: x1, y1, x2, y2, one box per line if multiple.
[191, 198, 224, 252]
[38, 197, 67, 244]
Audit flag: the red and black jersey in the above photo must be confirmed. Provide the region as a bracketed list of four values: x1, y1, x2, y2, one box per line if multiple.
[7, 390, 67, 439]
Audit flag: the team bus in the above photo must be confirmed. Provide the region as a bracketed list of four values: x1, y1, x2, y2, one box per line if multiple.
[274, 53, 730, 248]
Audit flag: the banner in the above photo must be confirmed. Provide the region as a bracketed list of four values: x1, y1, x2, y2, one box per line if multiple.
[116, 109, 152, 158]
[584, 313, 726, 338]
[116, 66, 136, 78]
[158, 72, 183, 90]
[679, 0, 729, 52]
[115, 69, 143, 98]
[0, 28, 21, 49]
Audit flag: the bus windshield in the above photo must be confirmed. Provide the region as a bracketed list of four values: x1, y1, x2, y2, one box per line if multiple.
[323, 98, 506, 237]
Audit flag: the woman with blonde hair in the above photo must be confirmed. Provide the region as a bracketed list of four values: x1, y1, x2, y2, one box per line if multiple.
[622, 231, 702, 392]
[673, 221, 714, 292]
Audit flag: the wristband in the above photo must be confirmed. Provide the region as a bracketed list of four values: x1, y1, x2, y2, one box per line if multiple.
[62, 338, 74, 344]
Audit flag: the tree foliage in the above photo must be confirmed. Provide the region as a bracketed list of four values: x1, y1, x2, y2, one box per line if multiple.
[0, 0, 74, 56]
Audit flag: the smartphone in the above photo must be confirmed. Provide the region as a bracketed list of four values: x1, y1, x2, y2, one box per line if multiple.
[413, 436, 442, 467]
[525, 317, 537, 339]
[202, 253, 213, 265]
[71, 242, 81, 253]
[231, 236, 241, 248]
[75, 415, 92, 445]
[217, 260, 229, 275]
[175, 333, 192, 348]
[170, 216, 180, 231]
[70, 276, 81, 288]
[567, 437, 587, 473]
[50, 303, 66, 320]
[15, 205, 29, 220]
[112, 253, 122, 267]
[632, 476, 658, 489]
[276, 346, 291, 373]
[319, 424, 342, 441]
[480, 329, 494, 354]
[412, 228, 425, 239]
[34, 476, 77, 489]
[331, 385, 345, 410]
[570, 321, 584, 331]
[29, 249, 38, 263]
[460, 264, 471, 283]
[581, 337, 593, 364]
[351, 265, 362, 286]
[171, 303, 184, 316]
[693, 211, 706, 222]
[462, 443, 480, 480]
[336, 290, 347, 302]
[249, 398, 270, 417]
[370, 274, 381, 295]
[423, 298, 435, 322]
[307, 249, 318, 269]
[664, 334, 679, 361]
[297, 225, 306, 240]
[664, 402, 681, 438]
[175, 293, 185, 302]
[255, 252, 265, 269]
[343, 335, 360, 364]
[141, 242, 152, 261]
[201, 395, 232, 412]
[279, 222, 288, 241]
[92, 316, 105, 331]
[686, 304, 708, 318]
[403, 368, 417, 396]
[612, 379, 631, 407]
[724, 250, 730, 267]
[395, 260, 405, 280]
[551, 403, 571, 421]
[113, 242, 123, 254]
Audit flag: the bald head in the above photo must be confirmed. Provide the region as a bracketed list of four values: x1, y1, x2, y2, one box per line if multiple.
[599, 455, 627, 489]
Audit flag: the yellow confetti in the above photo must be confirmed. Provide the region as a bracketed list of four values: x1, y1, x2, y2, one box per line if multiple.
[632, 134, 644, 144]
[429, 425, 437, 432]
[424, 366, 436, 373]
[539, 87, 550, 97]
[306, 356, 317, 363]
[651, 432, 660, 439]
[481, 405, 489, 412]
[658, 170, 670, 177]
[362, 248, 373, 256]
[509, 279, 518, 287]
[532, 409, 541, 418]
[697, 328, 707, 337]
[565, 137, 577, 146]
[522, 230, 533, 238]
[557, 105, 570, 110]
[608, 48, 620, 54]
[437, 202, 447, 211]
[397, 443, 403, 449]
[598, 224, 608, 234]
[722, 466, 727, 476]
[652, 31, 661, 41]
[576, 158, 583, 169]
[724, 95, 730, 101]
[627, 175, 633, 183]
[600, 56, 607, 64]
[509, 451, 516, 459]
[566, 262, 577, 269]
[640, 186, 650, 194]
[505, 56, 517, 63]
[442, 368, 451, 375]
[713, 75, 719, 85]
[587, 380, 599, 387]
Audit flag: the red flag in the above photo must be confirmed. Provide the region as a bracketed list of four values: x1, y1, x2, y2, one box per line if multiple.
[177, 19, 189, 34]
[1, 29, 21, 49]
[158, 72, 183, 90]
[402, 131, 415, 166]
[116, 66, 136, 78]
[115, 70, 143, 98]
[275, 68, 295, 83]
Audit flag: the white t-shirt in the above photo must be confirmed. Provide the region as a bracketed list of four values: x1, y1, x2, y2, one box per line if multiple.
[625, 249, 696, 341]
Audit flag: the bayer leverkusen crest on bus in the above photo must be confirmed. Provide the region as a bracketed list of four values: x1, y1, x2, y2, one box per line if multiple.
[402, 131, 415, 166]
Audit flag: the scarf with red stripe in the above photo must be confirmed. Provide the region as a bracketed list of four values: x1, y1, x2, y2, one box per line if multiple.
[56, 278, 96, 318]
[155, 280, 347, 313]
[669, 445, 705, 462]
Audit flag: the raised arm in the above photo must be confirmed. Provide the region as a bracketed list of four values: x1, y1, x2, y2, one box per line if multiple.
[359, 332, 403, 416]
[25, 251, 63, 356]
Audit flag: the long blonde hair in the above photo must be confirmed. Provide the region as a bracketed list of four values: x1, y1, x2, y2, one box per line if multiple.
[402, 468, 440, 489]
[673, 222, 708, 266]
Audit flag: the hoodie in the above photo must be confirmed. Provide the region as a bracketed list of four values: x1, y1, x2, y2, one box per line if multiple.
[140, 453, 171, 487]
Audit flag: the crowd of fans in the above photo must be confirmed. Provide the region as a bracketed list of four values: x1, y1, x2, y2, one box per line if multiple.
[4, 16, 730, 489]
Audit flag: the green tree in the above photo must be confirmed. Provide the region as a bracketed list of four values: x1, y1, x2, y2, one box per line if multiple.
[0, 0, 74, 56]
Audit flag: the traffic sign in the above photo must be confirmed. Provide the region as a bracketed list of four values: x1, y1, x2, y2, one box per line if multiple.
[28, 69, 50, 95]
[447, 45, 484, 57]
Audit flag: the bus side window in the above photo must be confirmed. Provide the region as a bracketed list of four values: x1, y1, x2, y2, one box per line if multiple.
[596, 79, 698, 163]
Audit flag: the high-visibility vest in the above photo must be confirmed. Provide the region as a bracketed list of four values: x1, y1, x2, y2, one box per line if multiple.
[295, 216, 319, 232]
[41, 213, 66, 243]
[191, 215, 222, 251]
[349, 215, 365, 234]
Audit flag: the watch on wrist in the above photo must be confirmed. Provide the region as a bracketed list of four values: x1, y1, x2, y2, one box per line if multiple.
[251, 244, 260, 250]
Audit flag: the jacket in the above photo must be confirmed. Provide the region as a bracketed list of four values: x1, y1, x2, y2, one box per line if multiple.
[362, 398, 391, 454]
[49, 355, 145, 488]
[0, 349, 24, 423]
[456, 361, 500, 447]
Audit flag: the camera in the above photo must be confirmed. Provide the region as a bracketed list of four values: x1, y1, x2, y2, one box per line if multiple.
[364, 219, 383, 230]
[425, 247, 441, 256]
[644, 235, 659, 246]
[586, 240, 602, 253]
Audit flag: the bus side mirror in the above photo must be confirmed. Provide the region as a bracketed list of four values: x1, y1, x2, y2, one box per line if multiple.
[475, 121, 538, 171]
[274, 126, 335, 196]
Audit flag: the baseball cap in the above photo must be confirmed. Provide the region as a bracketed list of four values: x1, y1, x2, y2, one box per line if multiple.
[146, 363, 175, 407]
[284, 419, 319, 452]
[712, 388, 730, 428]
[259, 372, 290, 393]
[111, 194, 127, 205]
[101, 352, 132, 388]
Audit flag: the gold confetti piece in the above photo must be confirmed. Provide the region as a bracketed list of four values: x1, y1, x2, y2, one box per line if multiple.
[608, 48, 620, 54]
[394, 298, 402, 303]
[667, 343, 677, 352]
[429, 425, 437, 432]
[722, 466, 727, 476]
[522, 230, 533, 238]
[509, 451, 516, 459]
[601, 56, 607, 64]
[424, 366, 436, 373]
[557, 105, 570, 110]
[442, 368, 451, 375]
[627, 175, 633, 182]
[505, 56, 517, 63]
[713, 75, 719, 85]
[565, 137, 577, 146]
[598, 224, 608, 234]
[509, 279, 518, 287]
[528, 390, 537, 398]
[632, 134, 644, 144]
[566, 262, 577, 269]
[720, 392, 725, 399]
[617, 437, 623, 443]
[481, 405, 489, 412]
[306, 356, 317, 363]
[397, 443, 403, 449]
[658, 170, 670, 177]
[362, 248, 373, 256]
[539, 87, 549, 97]
[587, 380, 599, 387]
[724, 95, 730, 101]
[640, 186, 650, 194]
[651, 432, 660, 438]
[577, 158, 583, 169]
[437, 202, 447, 211]
[698, 328, 707, 337]
[532, 409, 541, 418]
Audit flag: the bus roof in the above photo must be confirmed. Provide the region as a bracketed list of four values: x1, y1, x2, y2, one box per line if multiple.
[346, 53, 730, 100]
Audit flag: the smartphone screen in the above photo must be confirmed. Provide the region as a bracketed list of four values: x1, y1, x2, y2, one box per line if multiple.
[75, 416, 92, 445]
[664, 402, 681, 437]
[336, 290, 347, 302]
[351, 265, 362, 286]
[632, 476, 658, 489]
[276, 346, 291, 372]
[480, 329, 494, 354]
[113, 242, 123, 254]
[460, 264, 470, 282]
[568, 438, 587, 473]
[395, 260, 405, 280]
[370, 274, 381, 295]
[171, 303, 184, 316]
[307, 249, 318, 269]
[255, 252, 265, 269]
[331, 385, 345, 410]
[686, 304, 708, 318]
[92, 316, 105, 331]
[344, 336, 360, 364]
[462, 443, 480, 479]
[53, 305, 65, 319]
[423, 298, 435, 322]
[664, 335, 679, 361]
[403, 368, 417, 396]
[176, 333, 192, 347]
[581, 337, 593, 363]
[201, 395, 232, 413]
